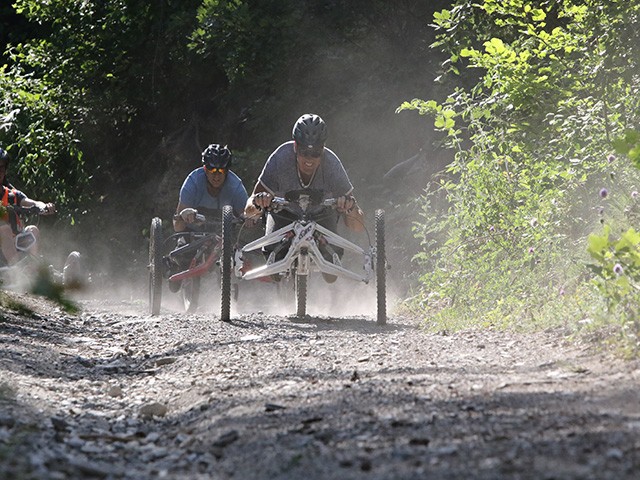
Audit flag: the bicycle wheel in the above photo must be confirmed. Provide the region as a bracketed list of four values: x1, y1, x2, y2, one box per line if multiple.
[149, 217, 163, 316]
[181, 276, 201, 313]
[220, 205, 233, 321]
[375, 209, 387, 325]
[295, 273, 307, 317]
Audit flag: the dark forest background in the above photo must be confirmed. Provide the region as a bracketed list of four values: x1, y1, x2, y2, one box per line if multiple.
[0, 0, 452, 290]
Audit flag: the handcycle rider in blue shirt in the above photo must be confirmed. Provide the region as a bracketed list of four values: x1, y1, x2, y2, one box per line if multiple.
[167, 144, 249, 290]
[173, 144, 248, 231]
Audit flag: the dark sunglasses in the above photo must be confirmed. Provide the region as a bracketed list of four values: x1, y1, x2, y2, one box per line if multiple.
[298, 147, 323, 158]
[204, 166, 227, 174]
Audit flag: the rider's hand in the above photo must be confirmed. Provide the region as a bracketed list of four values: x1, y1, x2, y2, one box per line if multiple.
[336, 195, 356, 214]
[252, 192, 273, 210]
[37, 201, 56, 215]
[180, 207, 198, 223]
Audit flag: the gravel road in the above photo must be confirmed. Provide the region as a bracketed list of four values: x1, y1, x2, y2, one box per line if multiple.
[1, 286, 640, 479]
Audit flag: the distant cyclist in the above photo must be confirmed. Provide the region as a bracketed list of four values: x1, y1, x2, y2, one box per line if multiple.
[0, 147, 56, 265]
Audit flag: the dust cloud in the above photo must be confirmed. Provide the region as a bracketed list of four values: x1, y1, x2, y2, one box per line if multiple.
[150, 273, 399, 321]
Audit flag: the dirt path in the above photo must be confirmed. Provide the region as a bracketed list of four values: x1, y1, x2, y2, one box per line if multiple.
[1, 292, 639, 479]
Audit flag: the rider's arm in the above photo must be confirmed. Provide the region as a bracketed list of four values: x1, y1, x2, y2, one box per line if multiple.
[173, 201, 194, 232]
[245, 183, 272, 219]
[21, 197, 55, 214]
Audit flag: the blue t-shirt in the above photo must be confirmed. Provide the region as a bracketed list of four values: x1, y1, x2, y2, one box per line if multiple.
[179, 167, 248, 218]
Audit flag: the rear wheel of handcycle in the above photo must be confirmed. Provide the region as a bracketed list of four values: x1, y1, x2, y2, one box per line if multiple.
[220, 205, 234, 321]
[181, 275, 201, 313]
[375, 209, 387, 325]
[149, 217, 163, 315]
[295, 273, 307, 317]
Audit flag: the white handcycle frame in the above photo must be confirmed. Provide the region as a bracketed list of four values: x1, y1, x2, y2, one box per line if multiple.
[235, 197, 375, 284]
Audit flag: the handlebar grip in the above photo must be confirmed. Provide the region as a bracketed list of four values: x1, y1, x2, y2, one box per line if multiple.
[267, 197, 287, 212]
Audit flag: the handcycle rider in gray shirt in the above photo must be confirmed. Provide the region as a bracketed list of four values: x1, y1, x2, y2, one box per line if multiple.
[244, 114, 365, 282]
[245, 113, 364, 232]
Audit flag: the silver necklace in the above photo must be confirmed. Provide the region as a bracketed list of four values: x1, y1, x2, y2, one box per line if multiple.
[297, 166, 316, 189]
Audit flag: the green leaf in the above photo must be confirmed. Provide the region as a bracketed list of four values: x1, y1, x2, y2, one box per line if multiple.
[587, 229, 610, 258]
[484, 38, 506, 56]
[460, 48, 476, 58]
[531, 9, 546, 22]
[616, 228, 640, 251]
[628, 146, 640, 163]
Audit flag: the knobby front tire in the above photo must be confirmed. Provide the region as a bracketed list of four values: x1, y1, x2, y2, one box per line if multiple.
[375, 209, 387, 325]
[220, 205, 233, 322]
[295, 273, 307, 318]
[149, 217, 163, 316]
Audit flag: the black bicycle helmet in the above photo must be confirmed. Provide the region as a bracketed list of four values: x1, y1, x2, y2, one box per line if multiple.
[0, 148, 11, 187]
[201, 144, 232, 169]
[292, 114, 328, 147]
[0, 148, 9, 165]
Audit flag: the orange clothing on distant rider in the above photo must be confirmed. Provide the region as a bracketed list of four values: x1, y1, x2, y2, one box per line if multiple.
[1, 185, 27, 231]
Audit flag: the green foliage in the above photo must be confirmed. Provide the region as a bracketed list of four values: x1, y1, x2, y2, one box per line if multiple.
[3, 0, 207, 215]
[586, 227, 640, 355]
[613, 129, 640, 167]
[584, 152, 640, 355]
[588, 225, 640, 300]
[0, 290, 34, 317]
[0, 61, 87, 212]
[402, 0, 640, 347]
[190, 0, 299, 84]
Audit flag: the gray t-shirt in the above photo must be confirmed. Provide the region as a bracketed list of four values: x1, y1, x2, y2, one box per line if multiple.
[179, 167, 248, 217]
[257, 141, 353, 199]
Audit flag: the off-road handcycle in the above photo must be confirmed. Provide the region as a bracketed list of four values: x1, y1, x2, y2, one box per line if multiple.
[147, 210, 243, 315]
[220, 189, 387, 324]
[0, 204, 85, 290]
